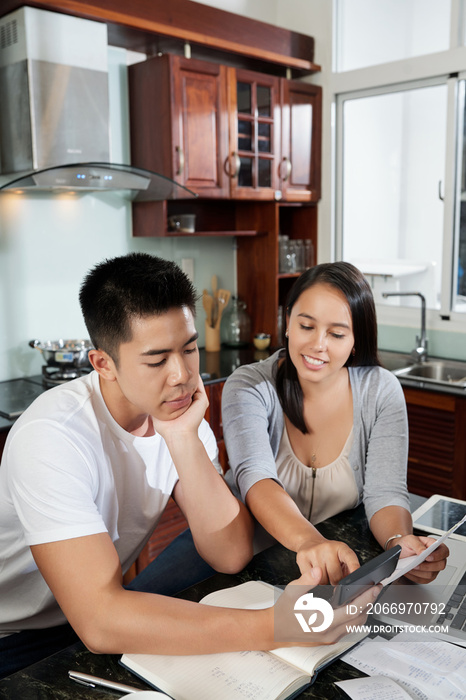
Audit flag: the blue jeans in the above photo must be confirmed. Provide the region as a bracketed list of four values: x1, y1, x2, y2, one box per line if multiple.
[0, 529, 215, 679]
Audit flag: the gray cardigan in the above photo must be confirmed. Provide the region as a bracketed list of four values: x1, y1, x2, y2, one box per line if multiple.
[222, 350, 410, 524]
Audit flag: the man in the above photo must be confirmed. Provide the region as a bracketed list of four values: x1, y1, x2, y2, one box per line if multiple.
[0, 253, 373, 679]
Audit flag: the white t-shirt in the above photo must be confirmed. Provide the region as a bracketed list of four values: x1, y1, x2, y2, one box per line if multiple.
[0, 371, 220, 635]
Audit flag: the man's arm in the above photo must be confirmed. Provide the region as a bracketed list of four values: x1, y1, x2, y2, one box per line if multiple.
[31, 533, 376, 656]
[31, 533, 265, 655]
[154, 377, 254, 574]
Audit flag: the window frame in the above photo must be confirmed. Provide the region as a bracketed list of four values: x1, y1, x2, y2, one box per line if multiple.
[333, 0, 466, 332]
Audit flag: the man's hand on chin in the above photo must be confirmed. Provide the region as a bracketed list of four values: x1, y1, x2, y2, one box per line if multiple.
[152, 376, 209, 444]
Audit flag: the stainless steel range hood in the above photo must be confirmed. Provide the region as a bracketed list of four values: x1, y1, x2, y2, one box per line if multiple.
[0, 8, 193, 201]
[0, 162, 196, 200]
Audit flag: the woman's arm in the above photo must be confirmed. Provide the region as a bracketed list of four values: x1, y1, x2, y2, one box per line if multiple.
[246, 479, 360, 584]
[360, 372, 448, 583]
[370, 505, 448, 583]
[358, 370, 411, 519]
[223, 363, 359, 584]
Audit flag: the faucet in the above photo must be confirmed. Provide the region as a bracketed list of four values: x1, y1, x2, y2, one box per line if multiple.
[382, 292, 428, 363]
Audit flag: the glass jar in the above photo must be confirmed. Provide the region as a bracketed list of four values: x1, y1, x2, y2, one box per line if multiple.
[304, 240, 315, 269]
[221, 297, 251, 347]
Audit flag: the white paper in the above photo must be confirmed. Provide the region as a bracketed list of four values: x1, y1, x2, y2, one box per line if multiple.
[335, 675, 414, 699]
[381, 514, 466, 586]
[341, 634, 466, 700]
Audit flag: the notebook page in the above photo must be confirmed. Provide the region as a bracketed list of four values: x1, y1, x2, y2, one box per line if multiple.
[121, 649, 309, 700]
[270, 631, 367, 675]
[341, 635, 466, 700]
[200, 580, 277, 610]
[201, 581, 367, 676]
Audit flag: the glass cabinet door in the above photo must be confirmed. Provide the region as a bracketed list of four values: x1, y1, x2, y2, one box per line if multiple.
[229, 68, 280, 199]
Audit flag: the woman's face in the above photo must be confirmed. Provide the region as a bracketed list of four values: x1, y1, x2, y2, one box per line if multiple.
[287, 282, 355, 387]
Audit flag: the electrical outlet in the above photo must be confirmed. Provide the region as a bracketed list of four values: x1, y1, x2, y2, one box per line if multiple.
[181, 258, 194, 282]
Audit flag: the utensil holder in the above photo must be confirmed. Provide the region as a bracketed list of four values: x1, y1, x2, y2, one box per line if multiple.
[205, 322, 221, 352]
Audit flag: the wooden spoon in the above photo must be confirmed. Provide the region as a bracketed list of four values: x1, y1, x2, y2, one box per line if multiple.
[215, 289, 231, 329]
[211, 275, 218, 326]
[202, 289, 213, 327]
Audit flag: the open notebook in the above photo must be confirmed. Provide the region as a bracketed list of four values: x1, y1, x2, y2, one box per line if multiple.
[120, 580, 367, 700]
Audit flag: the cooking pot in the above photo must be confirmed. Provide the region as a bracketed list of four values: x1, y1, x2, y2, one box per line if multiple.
[29, 339, 93, 368]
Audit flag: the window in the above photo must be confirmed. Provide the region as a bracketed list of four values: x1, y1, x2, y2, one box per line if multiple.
[335, 0, 466, 326]
[339, 82, 447, 310]
[453, 78, 466, 312]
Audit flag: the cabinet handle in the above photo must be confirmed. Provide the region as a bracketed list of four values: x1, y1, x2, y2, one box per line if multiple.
[176, 146, 185, 176]
[225, 152, 241, 178]
[233, 153, 241, 177]
[281, 157, 292, 182]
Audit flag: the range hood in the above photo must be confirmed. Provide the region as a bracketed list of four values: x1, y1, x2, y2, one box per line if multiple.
[0, 7, 193, 201]
[0, 162, 196, 200]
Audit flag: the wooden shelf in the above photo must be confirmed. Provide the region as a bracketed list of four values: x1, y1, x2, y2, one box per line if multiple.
[166, 229, 261, 237]
[278, 272, 302, 279]
[0, 0, 321, 77]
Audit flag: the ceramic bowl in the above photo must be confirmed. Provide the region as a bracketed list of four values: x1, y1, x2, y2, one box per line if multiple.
[253, 333, 271, 350]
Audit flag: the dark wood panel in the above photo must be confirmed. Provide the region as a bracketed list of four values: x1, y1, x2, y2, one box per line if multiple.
[403, 387, 455, 411]
[404, 389, 466, 500]
[0, 431, 7, 459]
[136, 498, 188, 572]
[236, 202, 279, 344]
[453, 398, 466, 500]
[407, 467, 454, 498]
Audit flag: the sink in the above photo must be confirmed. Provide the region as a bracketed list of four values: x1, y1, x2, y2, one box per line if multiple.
[378, 350, 412, 372]
[393, 360, 466, 388]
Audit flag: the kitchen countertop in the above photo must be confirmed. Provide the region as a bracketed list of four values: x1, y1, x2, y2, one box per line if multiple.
[1, 347, 466, 434]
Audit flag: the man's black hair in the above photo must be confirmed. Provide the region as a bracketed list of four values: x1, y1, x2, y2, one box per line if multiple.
[79, 252, 198, 362]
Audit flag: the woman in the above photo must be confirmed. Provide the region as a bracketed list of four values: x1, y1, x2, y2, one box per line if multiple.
[222, 262, 448, 585]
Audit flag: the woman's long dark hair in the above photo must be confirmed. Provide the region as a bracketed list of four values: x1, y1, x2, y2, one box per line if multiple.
[276, 261, 380, 434]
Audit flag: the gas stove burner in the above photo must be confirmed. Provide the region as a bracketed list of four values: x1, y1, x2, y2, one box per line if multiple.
[42, 365, 91, 387]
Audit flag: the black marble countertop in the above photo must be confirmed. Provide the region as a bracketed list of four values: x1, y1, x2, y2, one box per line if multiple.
[0, 497, 425, 700]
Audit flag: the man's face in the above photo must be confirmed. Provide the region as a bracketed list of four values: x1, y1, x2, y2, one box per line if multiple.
[107, 307, 200, 426]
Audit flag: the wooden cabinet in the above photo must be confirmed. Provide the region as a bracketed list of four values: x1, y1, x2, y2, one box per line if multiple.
[403, 387, 466, 500]
[129, 56, 322, 204]
[129, 54, 230, 198]
[226, 69, 322, 202]
[280, 80, 322, 202]
[226, 68, 281, 199]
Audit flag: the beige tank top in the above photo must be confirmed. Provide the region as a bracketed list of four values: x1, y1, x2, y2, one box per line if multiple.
[276, 425, 359, 525]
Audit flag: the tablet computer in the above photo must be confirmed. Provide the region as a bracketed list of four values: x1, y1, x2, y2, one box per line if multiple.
[412, 494, 466, 542]
[331, 545, 401, 608]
